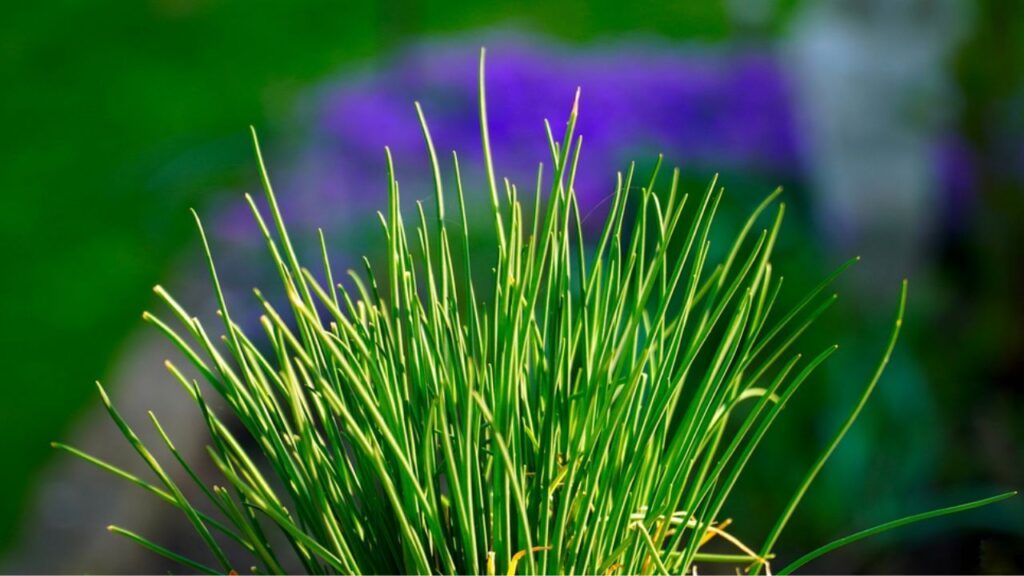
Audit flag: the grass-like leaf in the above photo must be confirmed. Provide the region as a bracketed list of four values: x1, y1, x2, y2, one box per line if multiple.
[59, 48, 1013, 575]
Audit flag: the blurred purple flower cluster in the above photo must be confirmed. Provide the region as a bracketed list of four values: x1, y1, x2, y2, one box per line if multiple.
[216, 32, 802, 248]
[209, 31, 977, 300]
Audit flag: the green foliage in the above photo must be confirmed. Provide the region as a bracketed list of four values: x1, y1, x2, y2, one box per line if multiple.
[58, 50, 1013, 575]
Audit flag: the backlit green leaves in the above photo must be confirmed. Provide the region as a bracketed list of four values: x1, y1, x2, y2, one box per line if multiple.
[57, 48, 1013, 575]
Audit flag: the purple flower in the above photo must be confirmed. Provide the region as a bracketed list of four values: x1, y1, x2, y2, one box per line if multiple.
[307, 34, 802, 216]
[935, 134, 977, 234]
[207, 32, 808, 305]
[201, 30, 976, 321]
[216, 33, 802, 241]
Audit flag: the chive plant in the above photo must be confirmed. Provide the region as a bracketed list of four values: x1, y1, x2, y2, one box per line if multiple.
[57, 49, 1013, 575]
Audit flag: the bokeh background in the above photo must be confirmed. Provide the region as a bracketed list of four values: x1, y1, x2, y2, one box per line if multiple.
[2, 0, 1022, 573]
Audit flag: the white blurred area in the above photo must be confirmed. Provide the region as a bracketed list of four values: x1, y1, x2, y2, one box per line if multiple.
[784, 0, 970, 296]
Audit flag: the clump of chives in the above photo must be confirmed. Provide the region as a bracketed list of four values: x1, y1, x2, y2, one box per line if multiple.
[56, 49, 1013, 575]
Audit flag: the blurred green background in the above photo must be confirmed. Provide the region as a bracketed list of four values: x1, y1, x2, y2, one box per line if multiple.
[2, 0, 1021, 573]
